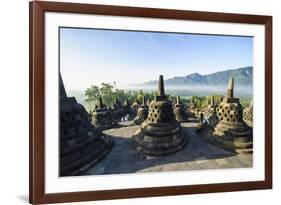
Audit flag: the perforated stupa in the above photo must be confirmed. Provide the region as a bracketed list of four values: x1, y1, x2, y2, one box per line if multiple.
[132, 75, 187, 155]
[59, 74, 112, 176]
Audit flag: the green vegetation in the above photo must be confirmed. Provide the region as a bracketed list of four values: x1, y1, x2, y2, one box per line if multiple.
[190, 95, 222, 108]
[189, 95, 252, 108]
[81, 83, 252, 111]
[84, 83, 155, 111]
[240, 97, 252, 108]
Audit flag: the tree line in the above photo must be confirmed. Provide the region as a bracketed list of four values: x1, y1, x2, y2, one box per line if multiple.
[84, 83, 252, 111]
[84, 83, 155, 111]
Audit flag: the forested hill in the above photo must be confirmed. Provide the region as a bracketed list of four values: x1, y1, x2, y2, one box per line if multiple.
[142, 66, 253, 86]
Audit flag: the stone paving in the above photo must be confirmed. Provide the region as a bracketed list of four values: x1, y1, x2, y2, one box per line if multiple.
[86, 122, 252, 175]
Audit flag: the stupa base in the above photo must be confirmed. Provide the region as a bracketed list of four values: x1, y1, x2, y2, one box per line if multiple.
[202, 121, 253, 154]
[174, 105, 189, 123]
[133, 118, 145, 125]
[60, 130, 112, 176]
[132, 122, 188, 156]
[93, 122, 117, 130]
[175, 117, 189, 123]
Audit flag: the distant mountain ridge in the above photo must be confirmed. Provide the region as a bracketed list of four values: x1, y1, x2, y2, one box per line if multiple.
[142, 66, 253, 86]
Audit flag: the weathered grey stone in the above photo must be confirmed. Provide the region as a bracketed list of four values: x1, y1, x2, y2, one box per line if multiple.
[146, 98, 151, 107]
[123, 97, 135, 120]
[132, 75, 188, 156]
[173, 96, 189, 122]
[209, 95, 215, 108]
[243, 101, 253, 127]
[59, 74, 112, 176]
[130, 98, 140, 119]
[111, 98, 126, 122]
[86, 123, 252, 175]
[207, 78, 253, 154]
[133, 96, 148, 125]
[92, 97, 116, 130]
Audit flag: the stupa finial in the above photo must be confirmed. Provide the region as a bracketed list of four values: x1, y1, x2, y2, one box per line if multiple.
[142, 96, 146, 106]
[157, 75, 165, 96]
[210, 95, 215, 106]
[98, 97, 104, 108]
[176, 96, 181, 105]
[59, 73, 67, 98]
[146, 98, 151, 107]
[227, 77, 234, 98]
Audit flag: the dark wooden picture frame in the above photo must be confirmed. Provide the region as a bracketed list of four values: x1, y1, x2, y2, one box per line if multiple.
[29, 1, 272, 204]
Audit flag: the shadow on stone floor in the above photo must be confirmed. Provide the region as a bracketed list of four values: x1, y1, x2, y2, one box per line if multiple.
[86, 126, 238, 175]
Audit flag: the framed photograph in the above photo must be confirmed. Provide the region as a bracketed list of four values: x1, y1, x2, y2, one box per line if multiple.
[29, 1, 272, 204]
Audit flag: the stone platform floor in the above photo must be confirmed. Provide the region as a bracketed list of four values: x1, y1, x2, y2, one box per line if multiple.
[86, 122, 253, 175]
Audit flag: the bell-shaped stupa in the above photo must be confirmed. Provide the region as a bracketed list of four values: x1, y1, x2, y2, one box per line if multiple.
[209, 95, 216, 109]
[196, 95, 219, 133]
[123, 97, 133, 119]
[123, 97, 130, 110]
[111, 98, 125, 121]
[212, 78, 253, 153]
[59, 74, 112, 176]
[189, 97, 196, 109]
[133, 96, 149, 125]
[92, 97, 116, 130]
[146, 98, 151, 107]
[173, 96, 188, 122]
[132, 75, 187, 155]
[130, 98, 141, 119]
[243, 101, 253, 128]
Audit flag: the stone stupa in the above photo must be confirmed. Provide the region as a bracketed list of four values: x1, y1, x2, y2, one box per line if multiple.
[59, 74, 112, 176]
[92, 97, 116, 130]
[189, 97, 196, 109]
[209, 95, 216, 109]
[123, 97, 134, 120]
[133, 96, 149, 125]
[211, 78, 253, 153]
[173, 96, 188, 122]
[243, 101, 253, 128]
[131, 98, 141, 110]
[132, 75, 187, 155]
[199, 96, 217, 122]
[146, 98, 151, 107]
[130, 98, 141, 119]
[196, 95, 219, 132]
[111, 98, 125, 121]
[123, 97, 130, 111]
[187, 97, 196, 118]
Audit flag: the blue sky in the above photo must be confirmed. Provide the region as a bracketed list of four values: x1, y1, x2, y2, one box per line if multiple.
[60, 27, 253, 91]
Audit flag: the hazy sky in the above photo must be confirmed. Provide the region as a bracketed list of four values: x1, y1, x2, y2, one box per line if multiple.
[60, 27, 253, 91]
